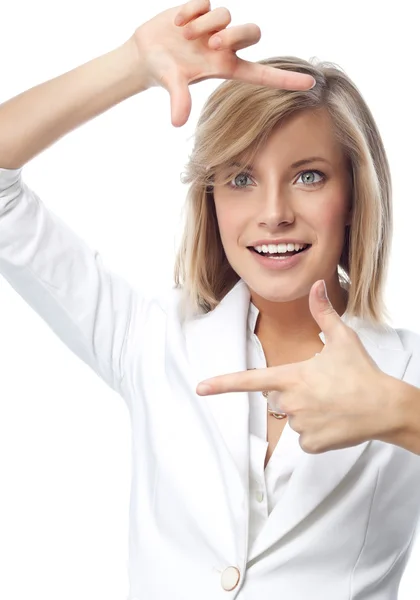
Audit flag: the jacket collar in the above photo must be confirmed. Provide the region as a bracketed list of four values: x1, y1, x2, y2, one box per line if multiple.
[184, 279, 412, 560]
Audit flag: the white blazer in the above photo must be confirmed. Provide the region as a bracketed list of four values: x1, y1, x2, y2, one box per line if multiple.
[1, 167, 420, 600]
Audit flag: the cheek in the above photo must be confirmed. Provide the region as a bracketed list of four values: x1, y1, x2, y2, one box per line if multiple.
[214, 202, 248, 247]
[321, 209, 346, 232]
[313, 195, 350, 237]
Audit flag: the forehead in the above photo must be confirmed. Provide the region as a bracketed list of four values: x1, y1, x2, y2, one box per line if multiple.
[214, 108, 348, 180]
[258, 108, 343, 164]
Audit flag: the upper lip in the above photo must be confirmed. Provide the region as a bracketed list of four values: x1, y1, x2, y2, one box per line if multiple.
[247, 239, 311, 247]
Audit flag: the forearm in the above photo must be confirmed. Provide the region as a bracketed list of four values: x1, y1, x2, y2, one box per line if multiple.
[377, 374, 420, 455]
[0, 37, 147, 169]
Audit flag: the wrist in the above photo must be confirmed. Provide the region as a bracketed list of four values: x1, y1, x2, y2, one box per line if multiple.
[117, 36, 152, 96]
[127, 28, 157, 93]
[376, 373, 420, 454]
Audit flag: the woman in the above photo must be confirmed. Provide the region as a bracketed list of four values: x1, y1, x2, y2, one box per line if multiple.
[1, 1, 420, 598]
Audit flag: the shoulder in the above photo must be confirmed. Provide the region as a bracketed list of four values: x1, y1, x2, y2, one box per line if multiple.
[393, 327, 420, 353]
[137, 285, 183, 315]
[390, 327, 420, 386]
[348, 314, 420, 353]
[147, 285, 194, 324]
[152, 285, 184, 309]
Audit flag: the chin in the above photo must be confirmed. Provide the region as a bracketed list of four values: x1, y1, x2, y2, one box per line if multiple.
[242, 276, 309, 304]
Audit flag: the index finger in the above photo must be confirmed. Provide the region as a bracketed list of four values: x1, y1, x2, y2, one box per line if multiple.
[233, 57, 316, 90]
[206, 21, 316, 91]
[196, 362, 297, 396]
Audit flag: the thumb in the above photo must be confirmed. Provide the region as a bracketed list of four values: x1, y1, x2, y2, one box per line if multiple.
[165, 71, 192, 128]
[309, 280, 343, 340]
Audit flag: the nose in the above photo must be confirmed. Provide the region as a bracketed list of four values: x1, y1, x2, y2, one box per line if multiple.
[258, 187, 295, 229]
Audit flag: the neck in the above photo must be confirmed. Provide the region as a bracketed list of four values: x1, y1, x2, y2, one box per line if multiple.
[251, 275, 348, 348]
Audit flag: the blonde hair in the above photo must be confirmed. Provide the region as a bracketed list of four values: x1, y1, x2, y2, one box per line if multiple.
[174, 56, 392, 325]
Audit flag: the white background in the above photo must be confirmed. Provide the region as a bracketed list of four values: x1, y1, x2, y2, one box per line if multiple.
[0, 0, 419, 598]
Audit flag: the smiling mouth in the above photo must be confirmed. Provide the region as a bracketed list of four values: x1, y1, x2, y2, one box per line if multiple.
[248, 244, 312, 257]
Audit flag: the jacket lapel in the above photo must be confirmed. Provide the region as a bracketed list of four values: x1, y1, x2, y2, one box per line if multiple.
[247, 313, 413, 562]
[184, 279, 252, 495]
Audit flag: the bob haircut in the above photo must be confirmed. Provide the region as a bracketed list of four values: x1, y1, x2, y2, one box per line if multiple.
[174, 56, 392, 325]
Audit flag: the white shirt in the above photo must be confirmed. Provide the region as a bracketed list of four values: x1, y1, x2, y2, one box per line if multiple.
[246, 300, 305, 552]
[2, 166, 420, 599]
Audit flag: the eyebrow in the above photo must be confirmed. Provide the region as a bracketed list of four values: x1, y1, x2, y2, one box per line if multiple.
[228, 157, 332, 170]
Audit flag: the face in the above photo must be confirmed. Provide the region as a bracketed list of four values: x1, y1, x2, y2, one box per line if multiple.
[212, 108, 352, 305]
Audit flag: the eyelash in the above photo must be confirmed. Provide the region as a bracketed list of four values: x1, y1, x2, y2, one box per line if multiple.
[226, 169, 326, 190]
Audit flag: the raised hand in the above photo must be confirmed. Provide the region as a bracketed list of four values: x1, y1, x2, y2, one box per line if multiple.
[131, 0, 316, 127]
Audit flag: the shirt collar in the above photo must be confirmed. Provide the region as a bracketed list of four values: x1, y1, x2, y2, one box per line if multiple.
[247, 301, 259, 335]
[246, 299, 350, 345]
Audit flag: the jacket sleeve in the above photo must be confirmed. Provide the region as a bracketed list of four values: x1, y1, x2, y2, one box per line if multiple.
[0, 166, 138, 397]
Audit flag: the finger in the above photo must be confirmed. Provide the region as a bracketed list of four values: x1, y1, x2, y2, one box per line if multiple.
[174, 0, 211, 27]
[162, 70, 192, 127]
[196, 363, 297, 396]
[208, 22, 261, 51]
[181, 7, 231, 40]
[308, 280, 345, 341]
[233, 56, 316, 90]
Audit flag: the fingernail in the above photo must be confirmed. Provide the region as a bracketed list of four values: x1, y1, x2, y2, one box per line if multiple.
[310, 78, 317, 89]
[174, 15, 183, 26]
[210, 36, 222, 49]
[318, 280, 328, 300]
[197, 383, 212, 395]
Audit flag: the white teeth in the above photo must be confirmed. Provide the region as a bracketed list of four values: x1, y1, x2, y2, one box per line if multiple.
[253, 243, 308, 254]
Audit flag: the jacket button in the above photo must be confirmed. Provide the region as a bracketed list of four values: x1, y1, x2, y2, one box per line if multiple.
[221, 566, 240, 591]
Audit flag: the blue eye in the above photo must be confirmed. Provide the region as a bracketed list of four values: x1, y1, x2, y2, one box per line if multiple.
[228, 172, 253, 189]
[297, 170, 325, 185]
[227, 169, 325, 190]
